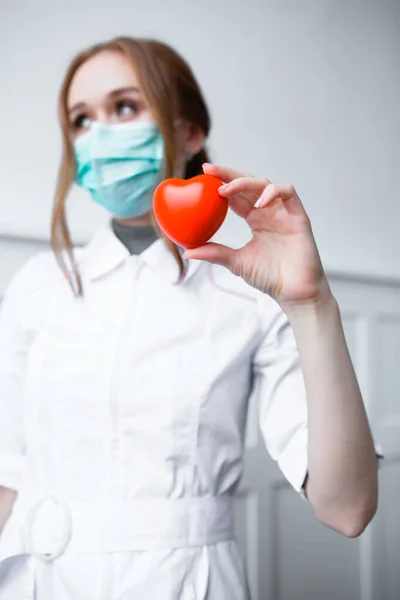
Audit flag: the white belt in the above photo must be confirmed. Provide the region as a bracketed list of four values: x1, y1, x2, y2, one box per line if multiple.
[16, 494, 234, 562]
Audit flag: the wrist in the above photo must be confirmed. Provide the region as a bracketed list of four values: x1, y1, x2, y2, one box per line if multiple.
[280, 282, 339, 325]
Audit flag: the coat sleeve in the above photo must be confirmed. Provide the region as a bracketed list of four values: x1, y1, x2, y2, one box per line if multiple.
[0, 270, 31, 491]
[252, 298, 308, 493]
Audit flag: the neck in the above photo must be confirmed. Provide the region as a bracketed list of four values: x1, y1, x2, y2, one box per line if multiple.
[114, 212, 153, 228]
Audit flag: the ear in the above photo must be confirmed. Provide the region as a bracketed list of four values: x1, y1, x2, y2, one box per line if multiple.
[185, 122, 206, 157]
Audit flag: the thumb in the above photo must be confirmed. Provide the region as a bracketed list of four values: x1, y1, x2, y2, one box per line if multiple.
[183, 242, 237, 270]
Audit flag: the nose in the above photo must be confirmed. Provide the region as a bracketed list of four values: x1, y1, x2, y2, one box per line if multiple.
[94, 108, 113, 125]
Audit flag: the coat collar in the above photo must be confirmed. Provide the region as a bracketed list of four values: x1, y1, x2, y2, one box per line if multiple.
[80, 223, 203, 284]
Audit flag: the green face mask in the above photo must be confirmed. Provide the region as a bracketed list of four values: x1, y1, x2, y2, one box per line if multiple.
[74, 120, 164, 219]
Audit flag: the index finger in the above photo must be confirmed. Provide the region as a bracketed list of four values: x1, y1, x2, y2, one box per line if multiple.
[202, 163, 250, 183]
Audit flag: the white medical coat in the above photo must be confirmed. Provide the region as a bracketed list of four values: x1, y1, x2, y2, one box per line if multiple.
[0, 225, 308, 599]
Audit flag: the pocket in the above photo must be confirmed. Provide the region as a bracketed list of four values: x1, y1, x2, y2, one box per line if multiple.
[34, 332, 104, 378]
[26, 331, 109, 414]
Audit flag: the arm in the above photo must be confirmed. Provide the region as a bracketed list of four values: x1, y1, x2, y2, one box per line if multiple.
[284, 291, 377, 536]
[0, 487, 16, 536]
[185, 163, 379, 538]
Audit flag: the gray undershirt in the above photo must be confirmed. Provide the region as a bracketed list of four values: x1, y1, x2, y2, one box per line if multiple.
[111, 219, 159, 256]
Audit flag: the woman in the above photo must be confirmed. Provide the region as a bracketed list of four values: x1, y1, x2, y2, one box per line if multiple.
[0, 37, 378, 599]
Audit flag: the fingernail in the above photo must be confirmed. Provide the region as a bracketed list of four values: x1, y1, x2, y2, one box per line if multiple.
[202, 162, 211, 168]
[218, 183, 229, 192]
[254, 197, 263, 208]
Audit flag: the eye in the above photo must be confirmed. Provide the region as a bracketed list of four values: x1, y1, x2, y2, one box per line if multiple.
[116, 100, 138, 119]
[71, 114, 91, 133]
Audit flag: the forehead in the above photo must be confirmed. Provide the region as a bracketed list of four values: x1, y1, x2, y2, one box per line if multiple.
[67, 50, 140, 108]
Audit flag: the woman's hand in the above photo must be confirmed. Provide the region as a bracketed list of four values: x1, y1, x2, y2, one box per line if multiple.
[184, 164, 331, 308]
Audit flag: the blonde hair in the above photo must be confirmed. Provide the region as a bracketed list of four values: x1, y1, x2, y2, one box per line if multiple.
[52, 37, 211, 295]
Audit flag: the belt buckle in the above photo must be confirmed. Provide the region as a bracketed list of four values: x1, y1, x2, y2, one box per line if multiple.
[24, 495, 72, 562]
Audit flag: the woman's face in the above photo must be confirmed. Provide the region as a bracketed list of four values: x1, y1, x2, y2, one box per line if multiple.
[67, 50, 153, 139]
[67, 49, 205, 170]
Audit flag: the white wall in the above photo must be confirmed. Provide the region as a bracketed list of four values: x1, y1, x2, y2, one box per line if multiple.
[0, 0, 399, 280]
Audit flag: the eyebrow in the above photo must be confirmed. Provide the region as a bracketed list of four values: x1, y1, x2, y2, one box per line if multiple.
[109, 86, 141, 98]
[68, 86, 142, 116]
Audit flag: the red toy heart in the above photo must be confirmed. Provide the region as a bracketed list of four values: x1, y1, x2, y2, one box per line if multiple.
[153, 174, 228, 249]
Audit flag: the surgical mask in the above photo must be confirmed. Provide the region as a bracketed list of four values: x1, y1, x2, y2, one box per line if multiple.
[74, 120, 164, 219]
